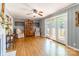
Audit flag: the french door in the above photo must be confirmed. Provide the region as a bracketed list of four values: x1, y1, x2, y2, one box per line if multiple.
[57, 13, 67, 44]
[45, 19, 56, 40]
[45, 13, 67, 44]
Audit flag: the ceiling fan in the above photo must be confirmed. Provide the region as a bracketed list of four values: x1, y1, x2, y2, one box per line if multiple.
[19, 4, 44, 17]
[26, 9, 43, 17]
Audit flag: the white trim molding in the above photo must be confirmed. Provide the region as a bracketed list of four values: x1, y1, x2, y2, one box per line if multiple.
[67, 46, 79, 52]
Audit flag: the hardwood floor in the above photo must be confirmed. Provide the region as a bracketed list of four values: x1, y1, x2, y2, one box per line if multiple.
[7, 37, 79, 56]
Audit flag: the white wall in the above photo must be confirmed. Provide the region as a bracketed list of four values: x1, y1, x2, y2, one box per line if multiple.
[67, 4, 79, 50]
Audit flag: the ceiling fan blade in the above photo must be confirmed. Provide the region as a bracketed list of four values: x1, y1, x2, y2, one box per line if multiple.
[38, 13, 43, 16]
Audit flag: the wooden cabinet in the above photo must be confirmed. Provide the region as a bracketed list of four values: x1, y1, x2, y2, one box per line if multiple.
[24, 19, 35, 37]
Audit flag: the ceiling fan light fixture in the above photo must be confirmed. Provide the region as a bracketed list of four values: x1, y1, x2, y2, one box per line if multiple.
[33, 9, 38, 13]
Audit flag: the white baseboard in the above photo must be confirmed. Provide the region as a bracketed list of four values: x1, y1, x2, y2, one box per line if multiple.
[67, 46, 79, 51]
[45, 36, 79, 52]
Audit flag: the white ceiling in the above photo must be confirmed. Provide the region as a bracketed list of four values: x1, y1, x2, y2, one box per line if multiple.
[5, 3, 72, 20]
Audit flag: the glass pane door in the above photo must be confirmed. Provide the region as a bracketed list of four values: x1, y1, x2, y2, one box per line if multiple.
[50, 19, 56, 40]
[45, 19, 50, 37]
[45, 19, 56, 40]
[57, 13, 67, 44]
[45, 13, 67, 44]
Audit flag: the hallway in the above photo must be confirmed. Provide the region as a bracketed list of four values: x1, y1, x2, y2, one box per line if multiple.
[7, 37, 79, 56]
